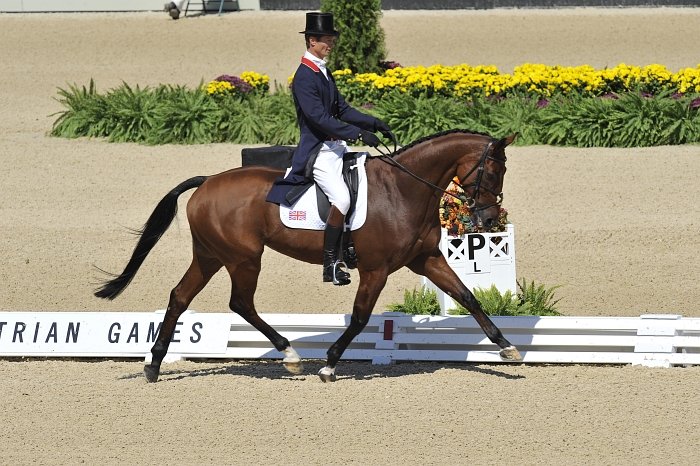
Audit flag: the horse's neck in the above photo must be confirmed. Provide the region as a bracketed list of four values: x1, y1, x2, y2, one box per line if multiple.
[385, 136, 486, 227]
[395, 137, 482, 189]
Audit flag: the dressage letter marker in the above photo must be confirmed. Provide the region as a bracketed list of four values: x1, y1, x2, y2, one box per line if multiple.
[467, 234, 490, 274]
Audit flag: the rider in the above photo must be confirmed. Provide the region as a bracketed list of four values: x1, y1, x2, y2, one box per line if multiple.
[266, 12, 393, 286]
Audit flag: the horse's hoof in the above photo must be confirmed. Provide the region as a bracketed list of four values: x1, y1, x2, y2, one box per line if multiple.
[283, 361, 304, 375]
[318, 367, 336, 383]
[144, 364, 160, 383]
[318, 372, 336, 383]
[282, 346, 303, 374]
[499, 345, 522, 361]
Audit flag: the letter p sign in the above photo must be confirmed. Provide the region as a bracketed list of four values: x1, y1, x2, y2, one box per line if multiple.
[466, 234, 490, 274]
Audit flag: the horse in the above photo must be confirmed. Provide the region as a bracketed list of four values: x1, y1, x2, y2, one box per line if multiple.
[94, 129, 521, 383]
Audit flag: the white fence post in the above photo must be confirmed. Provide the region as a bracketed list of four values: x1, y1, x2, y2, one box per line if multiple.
[634, 314, 682, 368]
[373, 312, 402, 364]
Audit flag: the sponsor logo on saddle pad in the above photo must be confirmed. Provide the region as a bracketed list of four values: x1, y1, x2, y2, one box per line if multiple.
[280, 153, 368, 231]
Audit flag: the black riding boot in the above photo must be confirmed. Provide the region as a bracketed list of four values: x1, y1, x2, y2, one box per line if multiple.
[323, 224, 351, 285]
[323, 207, 351, 286]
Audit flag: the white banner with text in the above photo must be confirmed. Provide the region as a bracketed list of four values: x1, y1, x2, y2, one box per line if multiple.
[0, 311, 231, 357]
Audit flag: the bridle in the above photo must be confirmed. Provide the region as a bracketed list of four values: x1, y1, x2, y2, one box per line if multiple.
[450, 139, 507, 213]
[373, 135, 506, 213]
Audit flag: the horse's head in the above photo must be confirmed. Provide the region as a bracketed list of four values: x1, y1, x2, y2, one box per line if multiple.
[456, 133, 516, 232]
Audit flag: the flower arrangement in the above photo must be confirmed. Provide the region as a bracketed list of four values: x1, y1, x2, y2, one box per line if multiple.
[439, 177, 509, 236]
[332, 63, 700, 101]
[50, 62, 700, 147]
[204, 72, 270, 97]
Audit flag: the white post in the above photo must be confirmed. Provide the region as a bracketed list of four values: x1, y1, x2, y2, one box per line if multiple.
[373, 312, 402, 364]
[634, 314, 682, 368]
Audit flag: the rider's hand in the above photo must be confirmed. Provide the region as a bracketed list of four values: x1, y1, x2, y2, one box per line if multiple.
[374, 119, 393, 139]
[359, 130, 381, 147]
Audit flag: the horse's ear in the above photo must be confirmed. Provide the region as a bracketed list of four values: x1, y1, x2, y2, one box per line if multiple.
[502, 133, 517, 146]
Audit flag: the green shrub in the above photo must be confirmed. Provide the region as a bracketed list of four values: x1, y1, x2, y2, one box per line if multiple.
[146, 85, 221, 145]
[373, 91, 476, 142]
[261, 88, 298, 145]
[661, 94, 700, 144]
[215, 94, 271, 144]
[386, 279, 562, 317]
[516, 278, 562, 316]
[50, 80, 700, 147]
[386, 286, 441, 316]
[538, 93, 616, 147]
[486, 96, 543, 144]
[51, 80, 110, 139]
[536, 91, 700, 147]
[609, 90, 678, 147]
[450, 285, 533, 316]
[449, 278, 562, 316]
[103, 82, 161, 143]
[321, 0, 386, 73]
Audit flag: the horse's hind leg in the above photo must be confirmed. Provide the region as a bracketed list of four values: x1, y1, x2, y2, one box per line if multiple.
[144, 254, 222, 383]
[226, 258, 303, 375]
[408, 251, 522, 361]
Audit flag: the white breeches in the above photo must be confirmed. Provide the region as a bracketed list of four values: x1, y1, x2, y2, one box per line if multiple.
[313, 140, 351, 216]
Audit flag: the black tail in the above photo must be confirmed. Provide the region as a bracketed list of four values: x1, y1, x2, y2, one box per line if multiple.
[94, 176, 208, 300]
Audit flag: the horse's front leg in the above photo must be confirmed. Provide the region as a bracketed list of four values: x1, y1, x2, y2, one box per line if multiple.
[408, 251, 522, 361]
[319, 269, 388, 382]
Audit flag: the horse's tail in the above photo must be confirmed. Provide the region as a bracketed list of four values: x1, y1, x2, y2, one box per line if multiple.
[94, 176, 208, 300]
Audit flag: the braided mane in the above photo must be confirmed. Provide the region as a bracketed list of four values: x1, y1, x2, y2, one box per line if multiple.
[393, 129, 492, 157]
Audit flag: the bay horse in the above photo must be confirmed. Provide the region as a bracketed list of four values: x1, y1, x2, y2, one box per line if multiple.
[95, 129, 521, 383]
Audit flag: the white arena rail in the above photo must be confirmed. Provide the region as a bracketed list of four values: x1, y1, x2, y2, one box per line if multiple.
[218, 313, 700, 368]
[1, 311, 699, 368]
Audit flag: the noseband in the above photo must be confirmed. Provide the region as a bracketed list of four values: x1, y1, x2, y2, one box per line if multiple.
[375, 138, 505, 213]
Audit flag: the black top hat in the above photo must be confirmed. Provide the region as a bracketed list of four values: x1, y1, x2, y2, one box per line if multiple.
[299, 12, 339, 36]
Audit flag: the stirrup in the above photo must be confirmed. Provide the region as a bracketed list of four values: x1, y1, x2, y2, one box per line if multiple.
[324, 260, 351, 286]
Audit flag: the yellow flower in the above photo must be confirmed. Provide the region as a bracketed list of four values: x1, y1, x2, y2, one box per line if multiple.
[255, 62, 700, 101]
[241, 71, 269, 90]
[204, 80, 234, 95]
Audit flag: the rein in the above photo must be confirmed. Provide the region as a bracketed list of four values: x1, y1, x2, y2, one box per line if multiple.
[372, 135, 504, 212]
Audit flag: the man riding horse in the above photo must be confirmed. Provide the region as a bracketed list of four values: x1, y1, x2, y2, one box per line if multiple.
[265, 12, 393, 286]
[93, 13, 521, 384]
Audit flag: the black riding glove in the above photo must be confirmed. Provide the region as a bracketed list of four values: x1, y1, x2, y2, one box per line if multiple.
[374, 119, 393, 139]
[359, 129, 380, 147]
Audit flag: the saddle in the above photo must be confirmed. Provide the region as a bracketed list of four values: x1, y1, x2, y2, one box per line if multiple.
[285, 151, 362, 224]
[318, 152, 361, 221]
[280, 152, 366, 269]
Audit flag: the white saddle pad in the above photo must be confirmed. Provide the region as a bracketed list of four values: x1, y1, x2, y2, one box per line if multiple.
[280, 153, 368, 231]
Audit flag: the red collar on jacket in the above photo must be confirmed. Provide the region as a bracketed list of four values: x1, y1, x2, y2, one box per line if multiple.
[301, 56, 321, 73]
